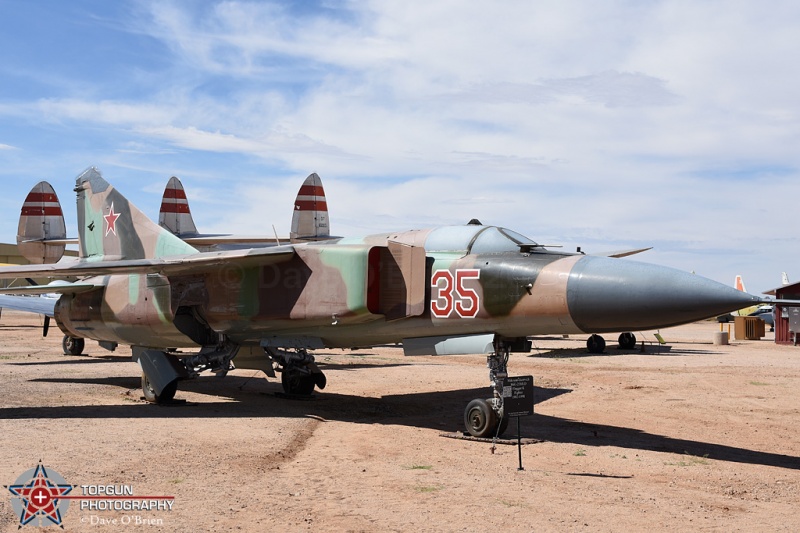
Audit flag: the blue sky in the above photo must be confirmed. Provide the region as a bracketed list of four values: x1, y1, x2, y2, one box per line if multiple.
[0, 0, 798, 294]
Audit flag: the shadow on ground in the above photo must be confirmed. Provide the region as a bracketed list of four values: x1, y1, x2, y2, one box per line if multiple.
[3, 372, 798, 471]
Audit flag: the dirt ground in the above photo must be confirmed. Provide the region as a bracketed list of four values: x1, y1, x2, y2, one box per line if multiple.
[0, 309, 798, 532]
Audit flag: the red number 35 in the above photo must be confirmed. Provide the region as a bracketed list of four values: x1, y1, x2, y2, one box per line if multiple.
[430, 269, 481, 318]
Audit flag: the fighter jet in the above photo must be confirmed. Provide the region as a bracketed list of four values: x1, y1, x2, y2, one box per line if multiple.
[0, 167, 768, 438]
[5, 173, 335, 353]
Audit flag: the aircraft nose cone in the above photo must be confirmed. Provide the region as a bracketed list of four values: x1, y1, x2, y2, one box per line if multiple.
[566, 256, 761, 333]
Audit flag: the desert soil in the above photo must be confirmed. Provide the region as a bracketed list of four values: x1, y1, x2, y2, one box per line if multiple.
[0, 309, 798, 532]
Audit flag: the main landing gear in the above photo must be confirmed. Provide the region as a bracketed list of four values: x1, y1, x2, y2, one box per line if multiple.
[135, 343, 330, 405]
[267, 347, 327, 396]
[141, 372, 177, 404]
[463, 338, 512, 438]
[135, 342, 238, 405]
[585, 332, 637, 353]
[62, 335, 85, 356]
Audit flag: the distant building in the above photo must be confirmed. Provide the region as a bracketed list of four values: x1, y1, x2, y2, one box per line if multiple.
[764, 282, 800, 345]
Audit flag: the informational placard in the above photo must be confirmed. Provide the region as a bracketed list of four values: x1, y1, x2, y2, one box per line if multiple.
[502, 375, 533, 418]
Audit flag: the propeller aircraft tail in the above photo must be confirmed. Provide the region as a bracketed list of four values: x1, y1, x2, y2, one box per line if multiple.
[159, 176, 199, 238]
[158, 172, 333, 247]
[75, 167, 198, 261]
[16, 181, 68, 264]
[730, 274, 758, 317]
[290, 173, 330, 242]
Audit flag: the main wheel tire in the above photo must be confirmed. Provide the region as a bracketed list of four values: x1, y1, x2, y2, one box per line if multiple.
[281, 368, 315, 395]
[464, 398, 498, 438]
[141, 373, 177, 404]
[62, 336, 85, 356]
[587, 334, 606, 354]
[618, 332, 637, 350]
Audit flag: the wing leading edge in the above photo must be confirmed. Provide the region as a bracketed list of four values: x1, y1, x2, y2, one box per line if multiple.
[0, 245, 297, 280]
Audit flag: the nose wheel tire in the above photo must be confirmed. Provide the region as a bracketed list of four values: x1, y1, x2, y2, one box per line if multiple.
[464, 398, 498, 438]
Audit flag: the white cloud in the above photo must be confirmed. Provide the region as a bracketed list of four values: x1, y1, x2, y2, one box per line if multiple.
[0, 1, 798, 293]
[35, 98, 174, 126]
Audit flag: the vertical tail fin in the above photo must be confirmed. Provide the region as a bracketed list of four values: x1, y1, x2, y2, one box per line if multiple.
[290, 173, 330, 242]
[782, 272, 790, 286]
[75, 167, 198, 261]
[734, 275, 746, 293]
[159, 176, 199, 237]
[16, 181, 67, 264]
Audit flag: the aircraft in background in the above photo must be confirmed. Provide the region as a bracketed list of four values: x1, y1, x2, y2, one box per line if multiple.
[718, 274, 789, 326]
[748, 305, 775, 330]
[0, 167, 769, 438]
[15, 181, 71, 264]
[751, 273, 789, 331]
[734, 275, 760, 317]
[158, 173, 334, 249]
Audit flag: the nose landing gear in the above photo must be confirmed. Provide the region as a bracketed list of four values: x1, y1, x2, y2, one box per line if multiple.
[463, 338, 513, 438]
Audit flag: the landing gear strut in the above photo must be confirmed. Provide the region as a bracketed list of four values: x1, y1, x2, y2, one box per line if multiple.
[463, 338, 510, 438]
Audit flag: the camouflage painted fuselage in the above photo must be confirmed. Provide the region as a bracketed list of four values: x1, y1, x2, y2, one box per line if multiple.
[54, 222, 759, 352]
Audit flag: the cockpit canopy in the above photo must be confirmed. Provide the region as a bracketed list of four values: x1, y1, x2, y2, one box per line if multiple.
[424, 225, 538, 254]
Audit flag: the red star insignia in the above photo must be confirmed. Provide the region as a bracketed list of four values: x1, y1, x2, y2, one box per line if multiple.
[104, 202, 121, 236]
[8, 464, 72, 527]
